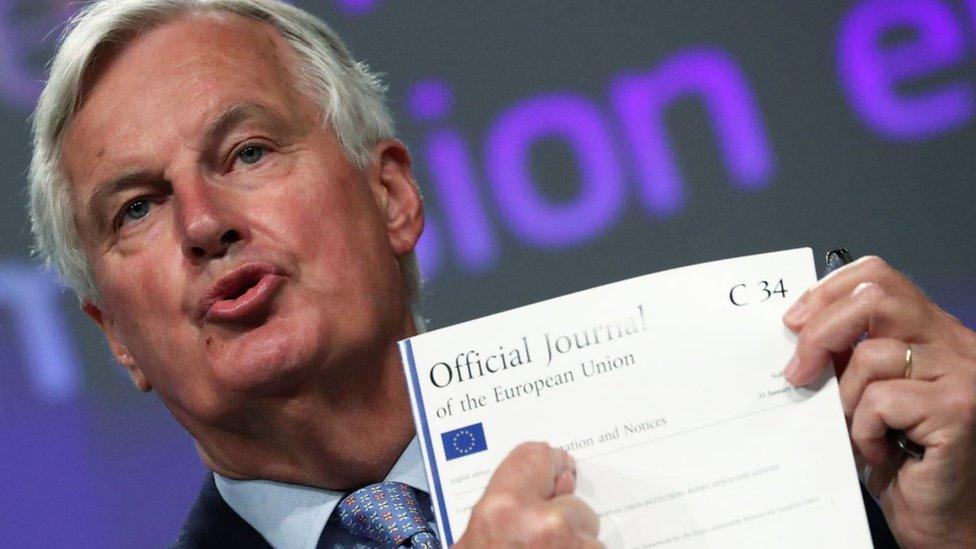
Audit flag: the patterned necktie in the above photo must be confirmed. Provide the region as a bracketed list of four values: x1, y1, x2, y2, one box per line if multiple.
[333, 481, 439, 548]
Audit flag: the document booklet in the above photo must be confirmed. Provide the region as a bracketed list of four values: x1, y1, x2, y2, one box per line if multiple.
[399, 248, 872, 547]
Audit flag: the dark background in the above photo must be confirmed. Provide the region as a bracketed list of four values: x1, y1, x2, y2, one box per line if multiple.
[1, 0, 975, 546]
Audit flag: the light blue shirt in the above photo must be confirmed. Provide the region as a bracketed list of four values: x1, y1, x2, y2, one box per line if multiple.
[214, 437, 435, 548]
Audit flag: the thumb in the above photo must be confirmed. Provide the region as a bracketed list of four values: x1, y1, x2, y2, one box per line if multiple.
[486, 442, 575, 500]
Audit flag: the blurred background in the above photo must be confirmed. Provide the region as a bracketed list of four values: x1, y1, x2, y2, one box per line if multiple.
[2, 0, 975, 545]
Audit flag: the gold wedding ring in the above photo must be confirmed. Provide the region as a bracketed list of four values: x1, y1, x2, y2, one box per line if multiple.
[891, 343, 926, 460]
[904, 344, 914, 379]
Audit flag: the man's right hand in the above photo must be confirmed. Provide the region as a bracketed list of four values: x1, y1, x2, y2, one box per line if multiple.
[453, 442, 602, 548]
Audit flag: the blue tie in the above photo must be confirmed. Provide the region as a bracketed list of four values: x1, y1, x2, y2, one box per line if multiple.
[332, 482, 439, 548]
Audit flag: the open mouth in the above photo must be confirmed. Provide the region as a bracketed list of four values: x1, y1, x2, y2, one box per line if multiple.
[201, 263, 285, 323]
[224, 277, 260, 300]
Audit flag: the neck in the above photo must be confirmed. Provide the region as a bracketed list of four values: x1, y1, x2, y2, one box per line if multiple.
[186, 312, 419, 491]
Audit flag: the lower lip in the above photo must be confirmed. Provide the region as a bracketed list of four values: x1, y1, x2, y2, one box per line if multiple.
[205, 274, 285, 323]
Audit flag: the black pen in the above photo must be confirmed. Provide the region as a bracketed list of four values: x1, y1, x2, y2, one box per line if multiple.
[823, 248, 925, 460]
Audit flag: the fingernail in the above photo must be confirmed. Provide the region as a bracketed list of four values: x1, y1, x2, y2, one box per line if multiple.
[566, 453, 576, 476]
[783, 355, 801, 383]
[783, 301, 808, 327]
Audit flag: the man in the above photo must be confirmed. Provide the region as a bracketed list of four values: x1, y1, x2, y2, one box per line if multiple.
[27, 0, 976, 547]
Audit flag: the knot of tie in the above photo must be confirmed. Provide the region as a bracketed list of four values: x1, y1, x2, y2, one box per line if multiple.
[332, 481, 439, 548]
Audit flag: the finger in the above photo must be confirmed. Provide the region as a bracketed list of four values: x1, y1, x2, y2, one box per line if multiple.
[488, 442, 571, 499]
[550, 494, 601, 538]
[578, 535, 605, 549]
[553, 452, 576, 496]
[784, 256, 920, 331]
[553, 468, 576, 497]
[850, 379, 931, 465]
[864, 454, 901, 500]
[785, 282, 929, 386]
[839, 340, 947, 417]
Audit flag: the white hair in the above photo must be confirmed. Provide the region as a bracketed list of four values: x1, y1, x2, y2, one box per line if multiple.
[29, 0, 422, 305]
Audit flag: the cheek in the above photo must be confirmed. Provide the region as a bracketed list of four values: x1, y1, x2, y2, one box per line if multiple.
[263, 181, 390, 274]
[97, 255, 198, 358]
[268, 188, 402, 330]
[103, 257, 184, 315]
[303, 215, 393, 300]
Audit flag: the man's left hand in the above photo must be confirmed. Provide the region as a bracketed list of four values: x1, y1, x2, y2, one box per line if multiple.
[783, 256, 976, 548]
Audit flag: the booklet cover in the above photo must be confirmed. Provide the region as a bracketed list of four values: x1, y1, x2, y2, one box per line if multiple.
[399, 248, 872, 547]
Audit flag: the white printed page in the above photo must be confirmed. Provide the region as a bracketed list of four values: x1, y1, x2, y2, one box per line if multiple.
[400, 248, 872, 547]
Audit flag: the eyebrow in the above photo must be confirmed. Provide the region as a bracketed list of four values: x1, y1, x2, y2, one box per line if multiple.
[83, 103, 287, 236]
[203, 102, 284, 147]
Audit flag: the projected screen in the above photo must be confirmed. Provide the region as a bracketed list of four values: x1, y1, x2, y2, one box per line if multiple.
[1, 1, 975, 546]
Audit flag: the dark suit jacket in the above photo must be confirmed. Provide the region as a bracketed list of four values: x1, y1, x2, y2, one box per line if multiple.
[171, 475, 900, 548]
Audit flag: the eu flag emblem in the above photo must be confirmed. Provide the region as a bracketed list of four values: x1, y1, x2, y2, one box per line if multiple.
[441, 423, 488, 461]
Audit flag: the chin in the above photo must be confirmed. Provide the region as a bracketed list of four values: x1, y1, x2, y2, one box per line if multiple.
[207, 314, 326, 396]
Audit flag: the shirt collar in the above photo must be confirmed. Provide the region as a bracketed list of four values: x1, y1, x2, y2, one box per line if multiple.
[214, 437, 428, 549]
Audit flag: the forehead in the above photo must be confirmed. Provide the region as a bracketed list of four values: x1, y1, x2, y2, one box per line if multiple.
[62, 11, 313, 191]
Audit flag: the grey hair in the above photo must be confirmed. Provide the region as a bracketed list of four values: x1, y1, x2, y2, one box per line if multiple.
[29, 0, 422, 306]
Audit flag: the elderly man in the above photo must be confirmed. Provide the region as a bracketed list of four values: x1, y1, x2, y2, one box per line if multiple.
[27, 0, 976, 547]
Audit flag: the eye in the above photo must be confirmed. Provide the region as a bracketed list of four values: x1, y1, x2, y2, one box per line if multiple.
[236, 144, 266, 166]
[120, 198, 152, 226]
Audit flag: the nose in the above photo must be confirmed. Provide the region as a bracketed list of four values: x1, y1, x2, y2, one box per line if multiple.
[175, 179, 247, 261]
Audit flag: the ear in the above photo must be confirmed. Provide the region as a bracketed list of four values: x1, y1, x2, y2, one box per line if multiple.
[82, 301, 153, 392]
[367, 139, 424, 257]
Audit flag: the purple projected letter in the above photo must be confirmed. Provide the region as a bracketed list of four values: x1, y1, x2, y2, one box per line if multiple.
[610, 48, 774, 216]
[408, 80, 498, 272]
[334, 0, 383, 17]
[409, 79, 455, 121]
[837, 0, 973, 140]
[484, 93, 624, 248]
[415, 214, 442, 280]
[0, 261, 80, 403]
